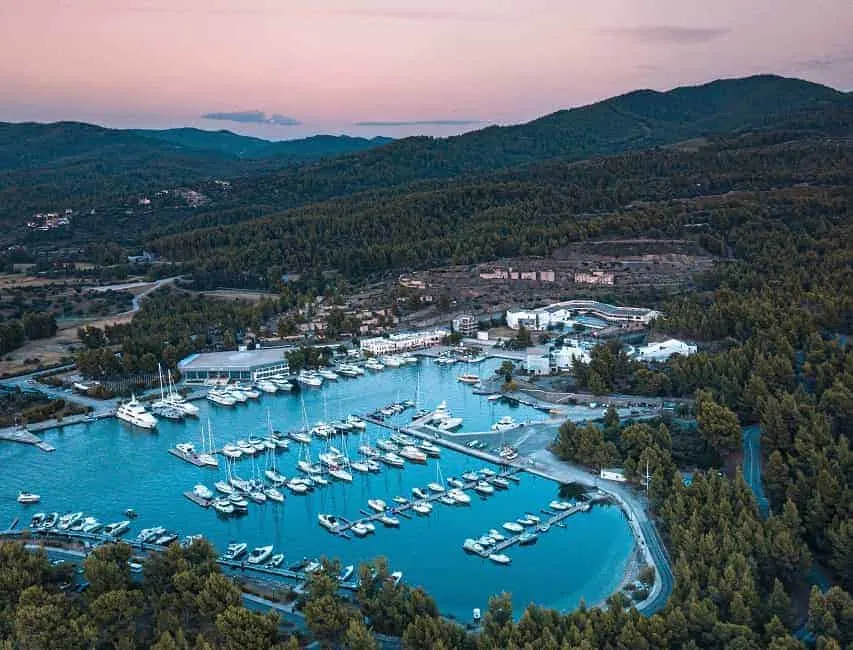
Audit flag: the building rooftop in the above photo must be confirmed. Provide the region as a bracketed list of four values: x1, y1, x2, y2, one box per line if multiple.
[179, 348, 288, 371]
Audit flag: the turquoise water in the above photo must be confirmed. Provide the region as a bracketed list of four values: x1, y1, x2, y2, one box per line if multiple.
[1, 359, 634, 621]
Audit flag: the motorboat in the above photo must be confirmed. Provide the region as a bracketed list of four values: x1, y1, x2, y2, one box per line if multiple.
[136, 526, 166, 543]
[237, 440, 256, 456]
[457, 373, 480, 384]
[155, 533, 178, 546]
[492, 416, 518, 432]
[364, 358, 384, 371]
[379, 355, 402, 368]
[519, 532, 539, 546]
[318, 368, 339, 381]
[499, 447, 519, 461]
[381, 452, 404, 467]
[226, 388, 248, 403]
[400, 355, 418, 365]
[214, 481, 235, 495]
[448, 488, 471, 504]
[233, 383, 260, 399]
[438, 494, 456, 505]
[17, 492, 40, 504]
[487, 394, 502, 402]
[193, 484, 213, 500]
[412, 502, 432, 515]
[256, 380, 278, 394]
[221, 444, 242, 459]
[549, 500, 571, 511]
[57, 511, 83, 530]
[418, 440, 441, 457]
[332, 420, 353, 434]
[517, 515, 537, 526]
[524, 513, 541, 523]
[272, 377, 294, 391]
[351, 522, 370, 537]
[297, 370, 323, 387]
[477, 535, 496, 547]
[103, 520, 130, 537]
[229, 475, 251, 492]
[247, 545, 274, 565]
[389, 571, 403, 586]
[367, 499, 387, 512]
[297, 458, 322, 475]
[390, 433, 414, 446]
[427, 482, 445, 493]
[223, 542, 248, 560]
[318, 514, 343, 533]
[392, 496, 409, 505]
[480, 468, 497, 477]
[365, 459, 382, 472]
[502, 521, 524, 533]
[248, 489, 267, 504]
[463, 538, 485, 554]
[379, 514, 400, 527]
[411, 487, 429, 500]
[462, 471, 479, 482]
[311, 475, 329, 487]
[270, 432, 290, 449]
[29, 513, 45, 528]
[311, 422, 334, 439]
[488, 529, 506, 542]
[267, 554, 285, 568]
[489, 477, 510, 490]
[304, 560, 322, 574]
[474, 481, 494, 496]
[350, 460, 370, 473]
[489, 554, 511, 565]
[228, 495, 249, 512]
[176, 442, 196, 456]
[116, 395, 158, 429]
[447, 477, 464, 489]
[213, 499, 235, 515]
[399, 446, 427, 463]
[41, 512, 59, 529]
[339, 565, 355, 582]
[435, 355, 457, 365]
[248, 437, 266, 451]
[264, 487, 285, 503]
[346, 415, 367, 430]
[337, 365, 360, 378]
[438, 416, 463, 431]
[206, 389, 236, 407]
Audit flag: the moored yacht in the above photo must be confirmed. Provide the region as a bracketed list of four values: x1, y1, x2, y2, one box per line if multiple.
[206, 389, 236, 407]
[297, 370, 323, 387]
[492, 416, 518, 431]
[247, 545, 274, 564]
[193, 484, 213, 500]
[318, 513, 343, 533]
[116, 395, 158, 429]
[364, 358, 384, 371]
[17, 492, 40, 504]
[457, 373, 480, 384]
[399, 445, 427, 463]
[318, 368, 339, 381]
[256, 379, 278, 394]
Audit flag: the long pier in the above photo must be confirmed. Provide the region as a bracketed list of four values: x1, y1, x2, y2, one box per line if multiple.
[475, 502, 591, 557]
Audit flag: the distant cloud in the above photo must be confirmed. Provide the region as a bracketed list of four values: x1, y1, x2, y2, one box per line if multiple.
[330, 9, 506, 23]
[202, 110, 301, 126]
[607, 26, 730, 45]
[796, 51, 853, 70]
[354, 119, 481, 127]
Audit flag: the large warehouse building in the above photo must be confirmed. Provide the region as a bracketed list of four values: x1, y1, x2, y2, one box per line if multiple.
[507, 300, 660, 331]
[178, 348, 290, 382]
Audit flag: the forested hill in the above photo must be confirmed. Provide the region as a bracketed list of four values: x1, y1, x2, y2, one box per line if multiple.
[145, 75, 853, 233]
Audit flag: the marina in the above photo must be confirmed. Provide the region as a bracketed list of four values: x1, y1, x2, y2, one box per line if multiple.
[0, 357, 635, 620]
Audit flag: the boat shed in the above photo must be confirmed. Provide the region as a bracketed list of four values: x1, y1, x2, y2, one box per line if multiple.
[178, 349, 289, 382]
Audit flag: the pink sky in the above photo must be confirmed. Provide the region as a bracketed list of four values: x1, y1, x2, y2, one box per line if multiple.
[0, 0, 851, 138]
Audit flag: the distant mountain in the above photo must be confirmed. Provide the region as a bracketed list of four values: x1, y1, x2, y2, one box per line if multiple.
[128, 127, 393, 160]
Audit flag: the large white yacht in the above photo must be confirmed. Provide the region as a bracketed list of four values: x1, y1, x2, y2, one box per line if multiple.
[116, 395, 157, 429]
[297, 370, 323, 387]
[206, 389, 236, 407]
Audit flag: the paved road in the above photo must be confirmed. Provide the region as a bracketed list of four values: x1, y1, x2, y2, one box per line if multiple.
[741, 425, 769, 517]
[526, 450, 674, 617]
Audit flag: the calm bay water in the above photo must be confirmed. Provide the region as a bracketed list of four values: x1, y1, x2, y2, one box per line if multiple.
[1, 359, 633, 620]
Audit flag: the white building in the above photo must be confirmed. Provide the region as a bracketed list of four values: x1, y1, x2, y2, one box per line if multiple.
[551, 342, 591, 371]
[600, 468, 627, 482]
[633, 338, 697, 362]
[360, 329, 449, 355]
[507, 300, 660, 331]
[524, 347, 552, 375]
[452, 314, 478, 337]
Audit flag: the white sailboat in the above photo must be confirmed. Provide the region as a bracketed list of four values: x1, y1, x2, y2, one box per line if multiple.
[197, 419, 219, 467]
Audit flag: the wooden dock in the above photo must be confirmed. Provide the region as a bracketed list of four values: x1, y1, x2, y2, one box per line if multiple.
[476, 502, 591, 557]
[183, 491, 212, 508]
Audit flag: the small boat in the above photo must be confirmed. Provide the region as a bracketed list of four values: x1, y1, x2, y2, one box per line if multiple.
[288, 431, 312, 444]
[412, 502, 432, 515]
[488, 529, 505, 542]
[447, 477, 464, 489]
[438, 494, 456, 505]
[489, 553, 511, 565]
[193, 484, 213, 500]
[213, 499, 235, 515]
[17, 492, 40, 504]
[367, 499, 387, 512]
[524, 513, 541, 523]
[390, 433, 415, 446]
[376, 439, 398, 452]
[228, 495, 249, 512]
[351, 522, 370, 537]
[265, 469, 287, 485]
[176, 442, 196, 456]
[329, 466, 354, 482]
[399, 446, 428, 463]
[366, 459, 382, 472]
[267, 554, 285, 568]
[517, 516, 537, 526]
[364, 359, 384, 371]
[448, 488, 471, 504]
[487, 394, 501, 401]
[358, 445, 380, 458]
[427, 482, 445, 493]
[287, 478, 309, 495]
[489, 477, 510, 490]
[318, 513, 342, 533]
[221, 444, 242, 459]
[480, 468, 497, 477]
[128, 562, 144, 574]
[418, 440, 441, 457]
[477, 535, 496, 546]
[492, 416, 518, 431]
[41, 512, 59, 529]
[58, 512, 83, 530]
[136, 526, 165, 544]
[350, 460, 370, 473]
[411, 487, 429, 500]
[519, 532, 539, 546]
[338, 565, 355, 582]
[81, 518, 103, 533]
[462, 471, 479, 482]
[206, 389, 236, 407]
[463, 538, 484, 554]
[457, 373, 480, 384]
[248, 489, 267, 504]
[247, 545, 274, 565]
[318, 368, 339, 381]
[379, 514, 400, 527]
[389, 571, 403, 586]
[549, 500, 571, 511]
[29, 513, 45, 528]
[502, 521, 524, 533]
[392, 496, 409, 505]
[474, 481, 494, 496]
[310, 475, 329, 487]
[155, 533, 178, 546]
[181, 534, 203, 548]
[346, 415, 367, 430]
[256, 380, 278, 394]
